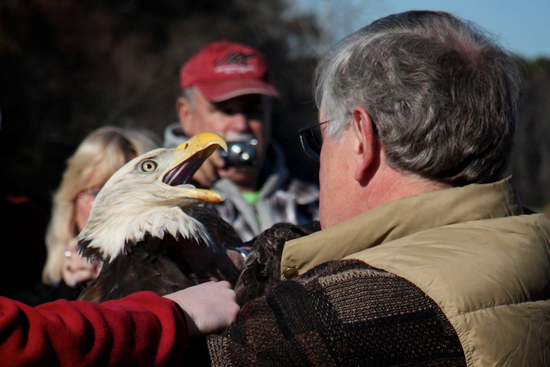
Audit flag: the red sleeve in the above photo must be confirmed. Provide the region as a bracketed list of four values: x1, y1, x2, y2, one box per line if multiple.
[0, 291, 187, 366]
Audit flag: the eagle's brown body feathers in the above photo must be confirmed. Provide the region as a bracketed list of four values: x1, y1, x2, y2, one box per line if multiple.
[79, 206, 243, 302]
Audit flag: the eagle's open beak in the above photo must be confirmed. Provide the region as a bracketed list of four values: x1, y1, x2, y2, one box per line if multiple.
[163, 132, 228, 203]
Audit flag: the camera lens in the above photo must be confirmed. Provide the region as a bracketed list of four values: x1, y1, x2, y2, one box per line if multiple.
[221, 139, 258, 167]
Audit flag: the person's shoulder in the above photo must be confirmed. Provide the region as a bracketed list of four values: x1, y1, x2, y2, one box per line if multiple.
[286, 178, 319, 201]
[163, 123, 187, 148]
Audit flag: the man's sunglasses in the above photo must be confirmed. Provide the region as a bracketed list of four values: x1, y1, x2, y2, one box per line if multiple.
[298, 120, 331, 160]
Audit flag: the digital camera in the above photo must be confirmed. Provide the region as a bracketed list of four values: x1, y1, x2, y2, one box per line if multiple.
[220, 139, 259, 167]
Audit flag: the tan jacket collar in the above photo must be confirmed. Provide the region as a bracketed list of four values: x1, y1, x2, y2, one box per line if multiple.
[281, 177, 523, 277]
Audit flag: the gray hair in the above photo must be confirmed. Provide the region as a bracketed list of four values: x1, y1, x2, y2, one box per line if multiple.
[315, 11, 521, 185]
[182, 87, 198, 110]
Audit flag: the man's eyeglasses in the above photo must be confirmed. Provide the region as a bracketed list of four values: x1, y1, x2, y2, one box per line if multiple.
[298, 120, 331, 160]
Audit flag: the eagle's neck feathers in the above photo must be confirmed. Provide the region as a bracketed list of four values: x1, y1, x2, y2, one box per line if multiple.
[79, 202, 213, 262]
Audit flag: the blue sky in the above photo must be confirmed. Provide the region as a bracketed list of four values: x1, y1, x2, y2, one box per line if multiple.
[295, 0, 550, 60]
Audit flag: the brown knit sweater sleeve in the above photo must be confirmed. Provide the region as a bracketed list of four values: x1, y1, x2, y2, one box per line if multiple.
[208, 259, 466, 366]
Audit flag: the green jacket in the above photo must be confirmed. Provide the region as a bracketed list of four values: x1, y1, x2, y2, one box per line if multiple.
[281, 177, 550, 366]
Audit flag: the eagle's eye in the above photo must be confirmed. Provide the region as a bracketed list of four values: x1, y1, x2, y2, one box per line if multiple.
[140, 160, 158, 172]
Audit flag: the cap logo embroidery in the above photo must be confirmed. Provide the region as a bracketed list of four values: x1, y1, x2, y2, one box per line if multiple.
[214, 52, 258, 74]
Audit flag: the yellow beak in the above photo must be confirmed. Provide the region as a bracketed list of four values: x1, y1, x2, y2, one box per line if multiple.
[176, 132, 228, 155]
[169, 132, 228, 203]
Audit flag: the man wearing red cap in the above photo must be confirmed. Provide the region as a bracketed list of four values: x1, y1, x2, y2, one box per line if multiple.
[164, 40, 320, 242]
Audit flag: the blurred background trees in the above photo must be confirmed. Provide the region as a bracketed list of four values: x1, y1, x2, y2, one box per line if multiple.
[1, 0, 549, 214]
[509, 58, 550, 212]
[1, 0, 323, 208]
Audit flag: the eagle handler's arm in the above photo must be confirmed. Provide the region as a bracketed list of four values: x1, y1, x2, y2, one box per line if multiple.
[0, 282, 239, 366]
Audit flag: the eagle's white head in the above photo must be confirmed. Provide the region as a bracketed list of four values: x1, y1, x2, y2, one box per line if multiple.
[77, 132, 227, 262]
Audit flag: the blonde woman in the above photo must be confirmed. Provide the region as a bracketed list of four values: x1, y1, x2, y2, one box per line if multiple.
[16, 126, 160, 305]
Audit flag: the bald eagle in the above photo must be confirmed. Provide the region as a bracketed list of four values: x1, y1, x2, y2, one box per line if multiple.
[77, 132, 243, 303]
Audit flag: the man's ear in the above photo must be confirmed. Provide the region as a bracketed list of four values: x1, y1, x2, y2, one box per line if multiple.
[351, 105, 377, 183]
[176, 97, 192, 132]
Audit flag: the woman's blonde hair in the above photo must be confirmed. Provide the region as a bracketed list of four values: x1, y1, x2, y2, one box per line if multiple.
[42, 126, 160, 284]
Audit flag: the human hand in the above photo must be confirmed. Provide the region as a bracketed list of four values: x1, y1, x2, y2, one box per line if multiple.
[164, 281, 240, 338]
[191, 150, 224, 188]
[62, 238, 102, 288]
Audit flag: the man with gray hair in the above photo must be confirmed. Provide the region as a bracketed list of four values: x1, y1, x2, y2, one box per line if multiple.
[207, 11, 550, 365]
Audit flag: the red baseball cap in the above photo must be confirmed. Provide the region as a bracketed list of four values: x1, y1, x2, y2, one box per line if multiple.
[179, 41, 279, 102]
